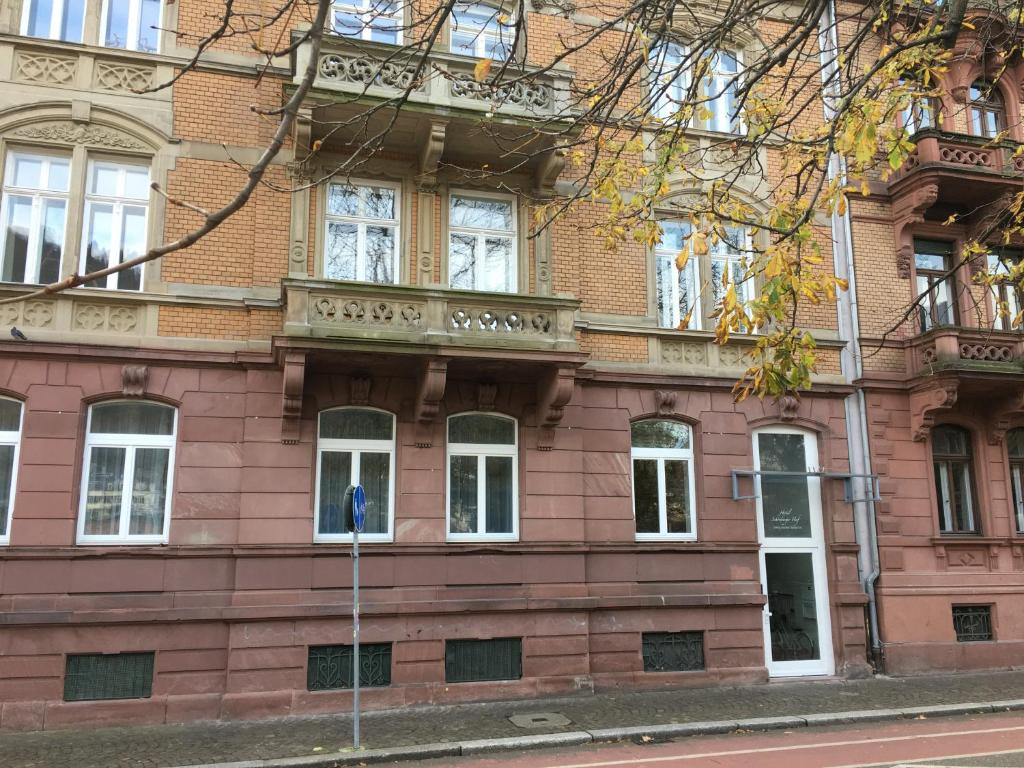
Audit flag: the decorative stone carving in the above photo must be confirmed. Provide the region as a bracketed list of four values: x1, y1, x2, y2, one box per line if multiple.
[450, 76, 552, 111]
[72, 304, 139, 333]
[121, 365, 149, 397]
[909, 379, 959, 441]
[987, 389, 1024, 446]
[534, 148, 565, 196]
[529, 0, 575, 15]
[661, 341, 684, 364]
[654, 390, 677, 416]
[417, 121, 446, 191]
[718, 345, 746, 367]
[311, 296, 424, 328]
[94, 61, 154, 92]
[14, 52, 76, 85]
[21, 301, 55, 328]
[11, 122, 147, 150]
[683, 342, 707, 365]
[414, 358, 447, 448]
[960, 342, 1013, 362]
[896, 244, 913, 279]
[350, 375, 371, 405]
[281, 351, 306, 444]
[778, 394, 800, 421]
[477, 382, 498, 412]
[536, 366, 575, 450]
[449, 307, 553, 336]
[893, 183, 939, 274]
[318, 54, 423, 91]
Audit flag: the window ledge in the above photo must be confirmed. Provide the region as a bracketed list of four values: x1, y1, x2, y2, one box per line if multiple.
[446, 535, 519, 543]
[76, 537, 169, 546]
[635, 534, 698, 542]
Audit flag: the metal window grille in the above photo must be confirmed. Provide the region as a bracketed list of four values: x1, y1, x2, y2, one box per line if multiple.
[641, 632, 705, 672]
[445, 638, 522, 683]
[63, 652, 154, 701]
[307, 643, 392, 691]
[952, 605, 993, 642]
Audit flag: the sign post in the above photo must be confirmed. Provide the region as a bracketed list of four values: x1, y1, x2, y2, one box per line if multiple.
[345, 484, 366, 749]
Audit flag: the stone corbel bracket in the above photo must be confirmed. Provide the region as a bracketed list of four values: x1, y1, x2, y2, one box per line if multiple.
[534, 148, 566, 198]
[281, 351, 307, 444]
[417, 121, 447, 191]
[121, 365, 149, 398]
[654, 390, 677, 416]
[987, 388, 1024, 445]
[536, 365, 576, 450]
[777, 394, 801, 421]
[893, 183, 939, 279]
[909, 379, 958, 442]
[351, 375, 372, 406]
[414, 358, 448, 447]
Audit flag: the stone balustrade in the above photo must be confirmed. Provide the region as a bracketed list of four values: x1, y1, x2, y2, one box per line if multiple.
[908, 326, 1024, 377]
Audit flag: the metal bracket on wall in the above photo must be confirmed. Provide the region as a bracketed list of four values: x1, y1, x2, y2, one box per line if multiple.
[730, 469, 881, 504]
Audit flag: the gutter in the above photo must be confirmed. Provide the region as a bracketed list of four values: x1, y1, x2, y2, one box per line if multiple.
[818, 0, 884, 669]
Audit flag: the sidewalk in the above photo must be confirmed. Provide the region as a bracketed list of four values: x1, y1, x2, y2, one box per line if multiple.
[4, 670, 1024, 768]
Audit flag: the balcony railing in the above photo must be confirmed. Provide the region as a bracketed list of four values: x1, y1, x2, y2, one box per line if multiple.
[283, 279, 579, 353]
[894, 130, 1024, 180]
[908, 325, 1024, 378]
[293, 35, 573, 121]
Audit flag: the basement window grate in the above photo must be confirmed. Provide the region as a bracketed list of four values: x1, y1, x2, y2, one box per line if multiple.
[953, 605, 993, 642]
[445, 638, 522, 683]
[63, 652, 154, 701]
[307, 643, 392, 690]
[642, 631, 705, 672]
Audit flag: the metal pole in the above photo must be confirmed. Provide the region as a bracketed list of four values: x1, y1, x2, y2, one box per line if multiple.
[352, 525, 360, 749]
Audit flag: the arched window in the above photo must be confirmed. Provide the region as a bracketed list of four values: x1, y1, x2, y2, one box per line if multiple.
[315, 407, 395, 541]
[969, 81, 1004, 138]
[932, 425, 978, 534]
[1007, 428, 1024, 534]
[0, 398, 23, 544]
[449, 2, 513, 60]
[79, 401, 176, 544]
[447, 413, 517, 540]
[631, 419, 696, 540]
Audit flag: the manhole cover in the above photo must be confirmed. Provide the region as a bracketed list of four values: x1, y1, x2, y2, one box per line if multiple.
[509, 712, 572, 729]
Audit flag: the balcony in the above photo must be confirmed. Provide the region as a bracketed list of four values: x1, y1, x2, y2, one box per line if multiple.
[907, 326, 1024, 379]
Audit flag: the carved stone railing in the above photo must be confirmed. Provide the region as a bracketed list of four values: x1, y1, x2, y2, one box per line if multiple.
[892, 130, 1022, 181]
[295, 35, 573, 121]
[283, 279, 579, 352]
[908, 326, 1024, 377]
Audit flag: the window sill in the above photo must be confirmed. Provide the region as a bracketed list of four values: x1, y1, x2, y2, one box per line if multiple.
[446, 535, 519, 543]
[635, 534, 698, 542]
[76, 537, 169, 546]
[314, 534, 393, 544]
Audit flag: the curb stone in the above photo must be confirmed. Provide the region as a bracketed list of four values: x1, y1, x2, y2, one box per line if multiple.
[170, 698, 1024, 768]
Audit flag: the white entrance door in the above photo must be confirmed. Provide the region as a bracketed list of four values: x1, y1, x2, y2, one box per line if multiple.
[753, 427, 834, 677]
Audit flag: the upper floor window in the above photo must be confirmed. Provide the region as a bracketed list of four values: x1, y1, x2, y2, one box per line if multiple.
[1007, 428, 1024, 534]
[900, 82, 939, 134]
[315, 408, 395, 542]
[102, 0, 162, 52]
[0, 398, 23, 545]
[649, 44, 742, 134]
[988, 250, 1022, 331]
[655, 220, 699, 330]
[447, 413, 517, 540]
[969, 81, 1003, 138]
[82, 160, 149, 291]
[78, 401, 176, 544]
[704, 51, 742, 134]
[21, 0, 85, 42]
[650, 42, 688, 121]
[448, 192, 516, 293]
[449, 2, 513, 60]
[631, 419, 696, 540]
[915, 240, 956, 332]
[932, 425, 978, 535]
[1, 150, 69, 286]
[710, 226, 752, 314]
[331, 0, 402, 44]
[323, 180, 400, 285]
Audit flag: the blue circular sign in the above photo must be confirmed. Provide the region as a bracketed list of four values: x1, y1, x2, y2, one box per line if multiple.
[352, 485, 367, 533]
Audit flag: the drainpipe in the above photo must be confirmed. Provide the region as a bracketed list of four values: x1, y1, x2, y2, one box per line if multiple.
[818, 0, 884, 670]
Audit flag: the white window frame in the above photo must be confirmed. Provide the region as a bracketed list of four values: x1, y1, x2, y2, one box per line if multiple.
[705, 49, 744, 135]
[20, 0, 85, 42]
[449, 2, 514, 60]
[0, 150, 70, 286]
[630, 421, 697, 541]
[710, 226, 753, 314]
[77, 401, 176, 545]
[650, 41, 688, 121]
[100, 0, 163, 52]
[447, 189, 518, 293]
[79, 159, 150, 291]
[322, 178, 401, 284]
[988, 252, 1021, 332]
[1009, 455, 1024, 535]
[446, 413, 518, 542]
[330, 0, 403, 43]
[314, 407, 396, 543]
[655, 219, 701, 330]
[0, 398, 24, 546]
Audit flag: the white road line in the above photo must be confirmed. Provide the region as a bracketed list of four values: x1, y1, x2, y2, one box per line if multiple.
[536, 724, 1024, 768]
[826, 745, 1024, 768]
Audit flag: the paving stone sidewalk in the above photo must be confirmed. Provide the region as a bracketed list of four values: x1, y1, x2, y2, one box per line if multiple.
[4, 670, 1024, 768]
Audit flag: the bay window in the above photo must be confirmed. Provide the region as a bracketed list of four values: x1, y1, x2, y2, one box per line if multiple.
[331, 0, 402, 43]
[915, 240, 956, 332]
[323, 181, 400, 284]
[21, 0, 85, 42]
[655, 220, 700, 330]
[631, 419, 696, 540]
[447, 413, 517, 540]
[988, 250, 1022, 331]
[448, 192, 516, 293]
[1, 150, 69, 286]
[932, 425, 978, 535]
[0, 398, 23, 545]
[101, 0, 162, 52]
[78, 401, 176, 544]
[969, 81, 1003, 139]
[81, 160, 150, 291]
[449, 2, 513, 60]
[315, 407, 395, 542]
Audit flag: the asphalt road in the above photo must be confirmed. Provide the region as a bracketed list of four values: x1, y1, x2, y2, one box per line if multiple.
[385, 712, 1024, 768]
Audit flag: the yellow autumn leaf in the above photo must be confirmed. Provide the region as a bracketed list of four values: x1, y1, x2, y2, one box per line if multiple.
[675, 247, 690, 271]
[474, 58, 493, 82]
[691, 232, 709, 255]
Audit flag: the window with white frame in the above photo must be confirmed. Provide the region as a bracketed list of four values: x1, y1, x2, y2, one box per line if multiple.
[78, 401, 176, 544]
[448, 192, 517, 293]
[988, 250, 1022, 331]
[447, 413, 517, 540]
[331, 0, 402, 43]
[323, 181, 400, 284]
[1, 151, 69, 286]
[315, 408, 395, 541]
[704, 51, 742, 134]
[0, 398, 23, 545]
[710, 226, 752, 312]
[1007, 428, 1024, 535]
[81, 160, 149, 291]
[102, 0, 162, 52]
[900, 80, 939, 134]
[21, 0, 85, 42]
[931, 425, 978, 535]
[655, 220, 700, 330]
[649, 42, 688, 121]
[631, 419, 696, 539]
[449, 2, 513, 60]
